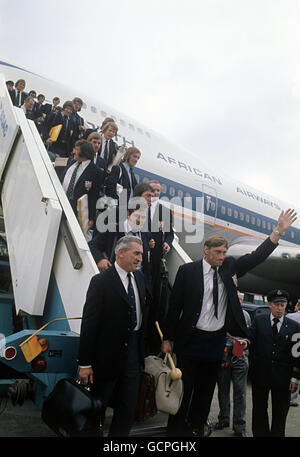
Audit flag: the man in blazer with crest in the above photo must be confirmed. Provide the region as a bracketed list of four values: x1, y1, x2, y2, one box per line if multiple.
[78, 236, 148, 436]
[161, 208, 297, 436]
[250, 288, 300, 437]
[61, 140, 101, 229]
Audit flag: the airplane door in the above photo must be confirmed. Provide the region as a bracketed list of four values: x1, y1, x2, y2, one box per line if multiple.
[202, 184, 218, 225]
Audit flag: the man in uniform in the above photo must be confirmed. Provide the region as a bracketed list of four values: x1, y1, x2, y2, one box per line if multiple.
[250, 289, 300, 436]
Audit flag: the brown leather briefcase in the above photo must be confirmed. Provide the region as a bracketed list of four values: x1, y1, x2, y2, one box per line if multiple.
[135, 372, 157, 421]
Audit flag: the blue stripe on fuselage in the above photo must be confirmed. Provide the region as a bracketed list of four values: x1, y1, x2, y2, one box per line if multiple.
[134, 167, 300, 246]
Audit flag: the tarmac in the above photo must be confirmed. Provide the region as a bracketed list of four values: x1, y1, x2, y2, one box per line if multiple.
[0, 380, 299, 438]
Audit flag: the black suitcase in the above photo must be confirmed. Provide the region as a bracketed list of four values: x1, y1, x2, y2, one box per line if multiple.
[41, 378, 102, 437]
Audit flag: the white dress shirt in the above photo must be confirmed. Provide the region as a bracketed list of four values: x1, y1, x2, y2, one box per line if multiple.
[196, 258, 227, 331]
[100, 136, 109, 159]
[62, 160, 91, 193]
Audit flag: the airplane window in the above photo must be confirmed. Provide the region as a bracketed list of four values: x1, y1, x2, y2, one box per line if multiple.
[178, 189, 183, 198]
[91, 106, 97, 113]
[135, 174, 140, 183]
[251, 216, 255, 225]
[234, 210, 238, 219]
[143, 177, 149, 183]
[161, 184, 167, 194]
[221, 206, 226, 215]
[262, 220, 266, 229]
[120, 119, 126, 126]
[137, 128, 143, 134]
[129, 124, 135, 130]
[240, 212, 244, 221]
[291, 231, 295, 239]
[185, 192, 191, 198]
[82, 103, 87, 109]
[169, 186, 175, 197]
[267, 222, 271, 231]
[257, 218, 261, 227]
[246, 215, 250, 223]
[211, 202, 216, 211]
[101, 110, 107, 117]
[227, 208, 232, 217]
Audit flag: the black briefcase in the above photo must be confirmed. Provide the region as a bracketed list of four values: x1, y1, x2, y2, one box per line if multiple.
[41, 378, 102, 437]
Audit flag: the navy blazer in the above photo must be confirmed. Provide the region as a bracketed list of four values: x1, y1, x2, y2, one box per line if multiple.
[61, 159, 101, 222]
[163, 237, 278, 354]
[78, 266, 147, 381]
[249, 313, 300, 390]
[104, 163, 138, 202]
[11, 89, 28, 107]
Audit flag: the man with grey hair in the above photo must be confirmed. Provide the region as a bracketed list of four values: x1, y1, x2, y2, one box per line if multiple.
[78, 235, 148, 436]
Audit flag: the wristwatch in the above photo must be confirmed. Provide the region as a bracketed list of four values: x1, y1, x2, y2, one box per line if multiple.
[273, 228, 282, 236]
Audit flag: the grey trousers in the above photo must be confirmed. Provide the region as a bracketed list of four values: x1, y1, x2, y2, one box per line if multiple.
[217, 350, 249, 433]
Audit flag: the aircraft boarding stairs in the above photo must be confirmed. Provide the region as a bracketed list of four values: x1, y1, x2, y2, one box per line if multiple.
[0, 75, 195, 435]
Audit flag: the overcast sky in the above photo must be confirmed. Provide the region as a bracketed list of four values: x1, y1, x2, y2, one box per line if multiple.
[1, 0, 300, 207]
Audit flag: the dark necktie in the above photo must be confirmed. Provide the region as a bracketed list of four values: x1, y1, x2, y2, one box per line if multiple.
[16, 91, 20, 106]
[129, 167, 135, 193]
[66, 162, 80, 200]
[64, 115, 69, 135]
[127, 273, 137, 330]
[272, 317, 279, 336]
[212, 266, 219, 319]
[148, 206, 152, 232]
[103, 140, 108, 163]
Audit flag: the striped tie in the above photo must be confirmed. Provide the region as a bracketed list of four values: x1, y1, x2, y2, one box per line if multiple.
[66, 162, 80, 200]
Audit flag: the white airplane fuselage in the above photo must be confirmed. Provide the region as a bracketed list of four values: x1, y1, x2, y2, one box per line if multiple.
[1, 59, 300, 300]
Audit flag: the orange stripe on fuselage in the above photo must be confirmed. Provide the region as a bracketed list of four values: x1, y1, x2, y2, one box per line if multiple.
[171, 209, 264, 241]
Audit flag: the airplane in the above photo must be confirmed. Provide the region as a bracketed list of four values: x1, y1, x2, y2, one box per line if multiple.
[1, 57, 300, 305]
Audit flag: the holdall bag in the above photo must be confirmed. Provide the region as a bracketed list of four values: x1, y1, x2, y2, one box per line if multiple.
[135, 371, 157, 421]
[144, 354, 183, 415]
[41, 378, 102, 437]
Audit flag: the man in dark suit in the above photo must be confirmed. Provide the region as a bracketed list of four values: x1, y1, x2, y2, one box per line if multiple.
[44, 101, 77, 157]
[250, 289, 300, 436]
[87, 132, 106, 192]
[12, 79, 28, 107]
[100, 121, 119, 168]
[61, 139, 101, 230]
[78, 235, 148, 436]
[147, 180, 174, 353]
[70, 97, 87, 148]
[161, 208, 297, 436]
[89, 206, 154, 291]
[43, 96, 60, 117]
[104, 147, 140, 203]
[21, 96, 36, 120]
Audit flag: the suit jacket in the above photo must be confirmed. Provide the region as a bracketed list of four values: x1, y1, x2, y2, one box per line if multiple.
[12, 89, 28, 107]
[104, 163, 137, 202]
[61, 159, 101, 222]
[249, 313, 300, 390]
[78, 266, 147, 381]
[88, 226, 152, 285]
[150, 202, 174, 266]
[44, 111, 77, 152]
[163, 237, 278, 354]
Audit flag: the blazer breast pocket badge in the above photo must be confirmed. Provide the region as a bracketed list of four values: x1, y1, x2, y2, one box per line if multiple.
[85, 181, 92, 191]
